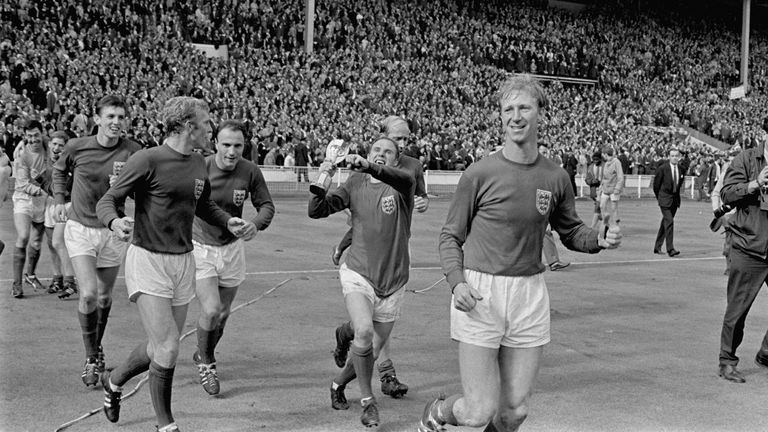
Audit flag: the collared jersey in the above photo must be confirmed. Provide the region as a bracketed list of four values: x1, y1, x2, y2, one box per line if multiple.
[193, 156, 275, 246]
[53, 135, 142, 227]
[309, 164, 415, 298]
[440, 150, 600, 288]
[96, 144, 231, 254]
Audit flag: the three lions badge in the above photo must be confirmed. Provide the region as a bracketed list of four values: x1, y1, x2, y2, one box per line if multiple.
[536, 189, 551, 215]
[194, 179, 205, 200]
[233, 189, 246, 206]
[381, 195, 396, 215]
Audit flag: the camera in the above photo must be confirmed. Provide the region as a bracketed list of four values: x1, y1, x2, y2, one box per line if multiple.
[713, 204, 733, 219]
[709, 204, 733, 232]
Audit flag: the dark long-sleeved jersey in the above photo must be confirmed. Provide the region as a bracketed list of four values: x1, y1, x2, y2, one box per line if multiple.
[440, 151, 600, 289]
[193, 156, 275, 246]
[96, 144, 231, 254]
[309, 163, 415, 298]
[53, 136, 142, 227]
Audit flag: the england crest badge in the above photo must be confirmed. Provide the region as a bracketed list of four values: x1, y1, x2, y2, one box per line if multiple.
[194, 179, 205, 200]
[381, 195, 396, 215]
[536, 189, 551, 215]
[233, 189, 246, 206]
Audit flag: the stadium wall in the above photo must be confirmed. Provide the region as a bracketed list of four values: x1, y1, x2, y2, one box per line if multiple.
[3, 169, 700, 201]
[257, 166, 698, 200]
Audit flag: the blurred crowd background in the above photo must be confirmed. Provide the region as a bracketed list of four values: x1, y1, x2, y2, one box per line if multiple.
[1, 0, 766, 183]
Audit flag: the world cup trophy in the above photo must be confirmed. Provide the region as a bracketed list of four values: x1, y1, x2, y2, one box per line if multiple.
[310, 139, 351, 196]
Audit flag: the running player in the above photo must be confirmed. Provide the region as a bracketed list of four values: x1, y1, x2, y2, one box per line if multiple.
[52, 95, 142, 386]
[191, 120, 275, 395]
[419, 75, 622, 432]
[40, 131, 76, 294]
[10, 120, 48, 298]
[309, 137, 416, 427]
[331, 116, 428, 400]
[96, 96, 247, 432]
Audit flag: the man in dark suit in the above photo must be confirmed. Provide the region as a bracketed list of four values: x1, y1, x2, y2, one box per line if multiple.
[653, 148, 684, 257]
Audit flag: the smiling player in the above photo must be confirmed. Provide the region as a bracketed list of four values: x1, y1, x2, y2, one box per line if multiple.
[309, 137, 416, 428]
[53, 95, 142, 387]
[191, 120, 275, 396]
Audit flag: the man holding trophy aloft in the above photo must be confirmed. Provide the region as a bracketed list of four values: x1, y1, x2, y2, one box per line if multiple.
[308, 137, 416, 428]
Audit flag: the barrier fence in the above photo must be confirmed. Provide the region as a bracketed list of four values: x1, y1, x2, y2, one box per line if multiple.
[258, 166, 703, 200]
[3, 167, 704, 200]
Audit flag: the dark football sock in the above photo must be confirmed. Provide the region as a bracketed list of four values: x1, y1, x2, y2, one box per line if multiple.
[96, 304, 111, 347]
[350, 343, 374, 399]
[197, 325, 217, 364]
[334, 360, 357, 387]
[78, 310, 99, 358]
[111, 341, 151, 387]
[149, 361, 175, 427]
[377, 358, 396, 379]
[26, 246, 40, 275]
[13, 247, 25, 284]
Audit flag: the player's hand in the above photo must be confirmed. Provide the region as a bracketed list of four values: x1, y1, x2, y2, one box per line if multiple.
[319, 161, 336, 173]
[54, 203, 68, 223]
[111, 217, 134, 241]
[453, 282, 483, 312]
[598, 214, 622, 249]
[414, 196, 429, 213]
[346, 154, 369, 171]
[238, 221, 258, 241]
[226, 217, 247, 236]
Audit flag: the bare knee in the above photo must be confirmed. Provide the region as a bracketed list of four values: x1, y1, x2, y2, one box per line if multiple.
[152, 339, 180, 367]
[352, 322, 374, 346]
[498, 401, 529, 432]
[458, 398, 496, 427]
[96, 293, 112, 308]
[79, 291, 98, 310]
[201, 303, 224, 324]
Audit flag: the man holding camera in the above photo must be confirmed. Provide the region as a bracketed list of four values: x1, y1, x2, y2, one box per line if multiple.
[717, 118, 768, 383]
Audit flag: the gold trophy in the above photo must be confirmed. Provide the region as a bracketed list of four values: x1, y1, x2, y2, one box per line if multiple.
[310, 139, 351, 196]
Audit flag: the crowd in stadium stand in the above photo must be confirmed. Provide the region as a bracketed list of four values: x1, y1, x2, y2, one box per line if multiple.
[1, 0, 767, 178]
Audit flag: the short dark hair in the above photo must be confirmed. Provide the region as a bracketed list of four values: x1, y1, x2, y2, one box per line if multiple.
[95, 95, 128, 116]
[217, 120, 247, 138]
[50, 130, 70, 141]
[24, 120, 43, 133]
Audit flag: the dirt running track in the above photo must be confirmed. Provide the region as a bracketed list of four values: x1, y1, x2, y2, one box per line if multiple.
[1, 197, 767, 432]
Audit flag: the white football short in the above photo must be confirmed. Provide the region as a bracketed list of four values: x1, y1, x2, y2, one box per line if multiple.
[339, 263, 405, 323]
[12, 193, 46, 223]
[192, 239, 246, 288]
[64, 219, 127, 267]
[451, 269, 550, 349]
[125, 244, 196, 306]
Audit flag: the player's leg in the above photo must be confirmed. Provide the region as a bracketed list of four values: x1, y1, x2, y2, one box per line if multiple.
[11, 211, 32, 297]
[419, 343, 500, 431]
[136, 293, 187, 430]
[52, 222, 75, 292]
[215, 285, 239, 348]
[493, 346, 543, 432]
[24, 220, 46, 291]
[44, 226, 63, 293]
[345, 291, 379, 426]
[71, 253, 103, 385]
[94, 265, 120, 370]
[193, 276, 222, 395]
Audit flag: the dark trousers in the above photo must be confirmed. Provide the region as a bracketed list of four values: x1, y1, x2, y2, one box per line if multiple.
[654, 206, 677, 252]
[296, 167, 309, 183]
[719, 247, 768, 365]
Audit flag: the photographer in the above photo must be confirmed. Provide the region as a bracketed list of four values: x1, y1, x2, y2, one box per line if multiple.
[717, 118, 768, 383]
[710, 146, 741, 275]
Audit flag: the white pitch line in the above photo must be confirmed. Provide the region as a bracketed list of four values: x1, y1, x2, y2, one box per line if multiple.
[0, 257, 724, 284]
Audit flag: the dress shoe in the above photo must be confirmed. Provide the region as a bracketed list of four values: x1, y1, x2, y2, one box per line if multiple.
[668, 249, 680, 257]
[549, 261, 570, 271]
[756, 352, 768, 370]
[718, 364, 746, 383]
[653, 249, 663, 255]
